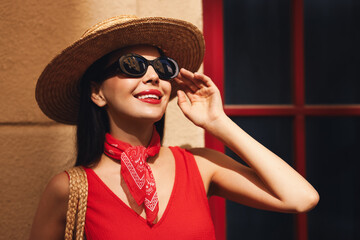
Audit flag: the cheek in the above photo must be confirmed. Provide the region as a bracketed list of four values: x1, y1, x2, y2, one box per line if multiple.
[169, 80, 180, 98]
[163, 81, 172, 97]
[101, 78, 137, 99]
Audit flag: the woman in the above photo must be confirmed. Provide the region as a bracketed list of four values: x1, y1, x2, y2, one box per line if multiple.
[30, 16, 319, 239]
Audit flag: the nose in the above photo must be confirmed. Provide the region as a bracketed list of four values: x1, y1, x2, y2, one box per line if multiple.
[142, 65, 159, 85]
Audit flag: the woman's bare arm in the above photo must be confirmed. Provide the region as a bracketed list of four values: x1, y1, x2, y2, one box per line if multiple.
[175, 69, 319, 213]
[29, 172, 69, 240]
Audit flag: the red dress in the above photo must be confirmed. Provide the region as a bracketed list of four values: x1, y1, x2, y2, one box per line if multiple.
[83, 146, 216, 239]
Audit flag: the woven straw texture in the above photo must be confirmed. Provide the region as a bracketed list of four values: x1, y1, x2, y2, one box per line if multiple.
[35, 15, 205, 125]
[65, 167, 88, 240]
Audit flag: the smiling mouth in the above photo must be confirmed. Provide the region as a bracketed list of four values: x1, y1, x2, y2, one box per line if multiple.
[136, 94, 161, 100]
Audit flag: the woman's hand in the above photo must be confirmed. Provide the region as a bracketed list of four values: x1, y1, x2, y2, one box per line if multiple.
[174, 68, 226, 130]
[175, 71, 319, 213]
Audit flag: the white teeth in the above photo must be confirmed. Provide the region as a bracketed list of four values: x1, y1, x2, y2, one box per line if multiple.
[137, 94, 160, 100]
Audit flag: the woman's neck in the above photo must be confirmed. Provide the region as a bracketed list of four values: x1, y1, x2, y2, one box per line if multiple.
[108, 118, 155, 147]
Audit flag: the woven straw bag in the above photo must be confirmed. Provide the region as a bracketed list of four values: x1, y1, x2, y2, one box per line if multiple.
[65, 167, 88, 240]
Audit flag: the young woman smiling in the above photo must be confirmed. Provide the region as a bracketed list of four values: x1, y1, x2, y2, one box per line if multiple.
[29, 15, 319, 240]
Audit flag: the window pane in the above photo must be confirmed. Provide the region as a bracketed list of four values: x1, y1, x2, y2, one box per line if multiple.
[306, 117, 360, 239]
[224, 0, 292, 104]
[226, 117, 294, 240]
[305, 0, 360, 104]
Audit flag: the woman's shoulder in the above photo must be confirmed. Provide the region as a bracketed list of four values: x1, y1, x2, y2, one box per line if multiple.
[29, 171, 69, 239]
[180, 147, 221, 195]
[187, 147, 223, 160]
[166, 146, 222, 161]
[167, 146, 214, 153]
[44, 171, 70, 202]
[186, 147, 232, 176]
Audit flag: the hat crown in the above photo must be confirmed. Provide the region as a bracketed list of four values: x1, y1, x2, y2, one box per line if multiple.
[82, 15, 138, 38]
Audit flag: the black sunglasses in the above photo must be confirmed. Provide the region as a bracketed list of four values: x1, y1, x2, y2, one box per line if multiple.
[107, 53, 179, 80]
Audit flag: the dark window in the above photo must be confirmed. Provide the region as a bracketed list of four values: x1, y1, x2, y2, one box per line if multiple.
[224, 0, 292, 105]
[305, 0, 360, 104]
[203, 0, 360, 239]
[226, 117, 294, 240]
[306, 117, 360, 240]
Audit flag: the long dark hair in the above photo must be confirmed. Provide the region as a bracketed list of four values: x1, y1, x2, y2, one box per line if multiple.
[75, 48, 165, 167]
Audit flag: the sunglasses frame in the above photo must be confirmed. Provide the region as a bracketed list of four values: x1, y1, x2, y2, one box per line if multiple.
[117, 53, 179, 80]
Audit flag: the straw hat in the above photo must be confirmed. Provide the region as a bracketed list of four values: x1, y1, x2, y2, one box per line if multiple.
[35, 15, 205, 125]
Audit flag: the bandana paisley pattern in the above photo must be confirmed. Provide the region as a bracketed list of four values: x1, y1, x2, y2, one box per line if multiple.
[104, 128, 161, 224]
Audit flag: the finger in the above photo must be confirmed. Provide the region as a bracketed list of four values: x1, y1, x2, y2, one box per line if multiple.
[174, 77, 197, 98]
[193, 72, 214, 88]
[180, 68, 207, 88]
[177, 90, 191, 116]
[175, 73, 199, 93]
[179, 68, 206, 89]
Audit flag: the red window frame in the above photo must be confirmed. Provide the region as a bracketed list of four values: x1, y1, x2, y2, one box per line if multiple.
[202, 0, 360, 240]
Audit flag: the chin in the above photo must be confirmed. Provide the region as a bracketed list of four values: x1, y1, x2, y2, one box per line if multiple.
[138, 114, 164, 123]
[135, 108, 166, 121]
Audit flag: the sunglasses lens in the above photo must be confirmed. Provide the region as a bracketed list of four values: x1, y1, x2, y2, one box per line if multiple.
[153, 57, 179, 80]
[119, 55, 147, 77]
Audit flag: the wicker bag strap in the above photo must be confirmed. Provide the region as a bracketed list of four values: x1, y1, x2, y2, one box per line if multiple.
[64, 166, 88, 240]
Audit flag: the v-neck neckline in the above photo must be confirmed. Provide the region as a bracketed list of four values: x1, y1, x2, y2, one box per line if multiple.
[86, 147, 178, 229]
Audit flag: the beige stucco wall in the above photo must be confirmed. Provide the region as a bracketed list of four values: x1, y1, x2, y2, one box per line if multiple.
[0, 1, 204, 239]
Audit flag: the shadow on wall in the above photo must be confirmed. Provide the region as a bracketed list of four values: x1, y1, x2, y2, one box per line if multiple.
[0, 0, 136, 239]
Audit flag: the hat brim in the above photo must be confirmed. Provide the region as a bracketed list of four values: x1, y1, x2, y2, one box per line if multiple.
[35, 16, 205, 124]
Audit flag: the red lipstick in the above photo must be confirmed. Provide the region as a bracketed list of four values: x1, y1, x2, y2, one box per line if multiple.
[135, 89, 162, 104]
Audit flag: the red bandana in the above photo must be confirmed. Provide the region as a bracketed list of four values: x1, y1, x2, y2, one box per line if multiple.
[104, 128, 161, 224]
